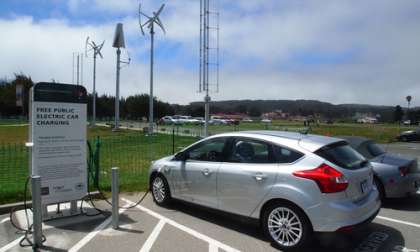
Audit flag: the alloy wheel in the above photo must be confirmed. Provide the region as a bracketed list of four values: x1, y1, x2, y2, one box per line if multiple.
[267, 207, 303, 247]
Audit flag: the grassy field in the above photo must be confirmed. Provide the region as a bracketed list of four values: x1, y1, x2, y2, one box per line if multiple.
[0, 126, 197, 204]
[0, 120, 415, 204]
[157, 120, 414, 143]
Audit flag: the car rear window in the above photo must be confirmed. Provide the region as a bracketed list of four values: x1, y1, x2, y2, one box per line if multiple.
[315, 141, 368, 170]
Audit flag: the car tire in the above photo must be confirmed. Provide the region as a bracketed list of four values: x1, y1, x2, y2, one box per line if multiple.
[151, 175, 171, 206]
[262, 202, 313, 251]
[374, 177, 385, 201]
[401, 136, 408, 142]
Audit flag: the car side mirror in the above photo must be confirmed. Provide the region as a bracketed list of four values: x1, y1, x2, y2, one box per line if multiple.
[175, 152, 189, 162]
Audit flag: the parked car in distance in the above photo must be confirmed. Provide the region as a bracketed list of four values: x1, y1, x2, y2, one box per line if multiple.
[158, 116, 179, 125]
[397, 128, 420, 142]
[242, 118, 253, 122]
[209, 116, 228, 125]
[149, 131, 380, 251]
[403, 120, 411, 126]
[340, 136, 420, 200]
[261, 118, 272, 123]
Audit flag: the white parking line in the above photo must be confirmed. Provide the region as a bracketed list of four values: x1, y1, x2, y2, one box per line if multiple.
[377, 216, 420, 229]
[69, 204, 130, 252]
[122, 198, 240, 252]
[0, 218, 9, 224]
[139, 219, 166, 252]
[209, 243, 219, 252]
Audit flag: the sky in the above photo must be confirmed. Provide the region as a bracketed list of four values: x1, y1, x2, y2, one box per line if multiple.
[0, 0, 419, 106]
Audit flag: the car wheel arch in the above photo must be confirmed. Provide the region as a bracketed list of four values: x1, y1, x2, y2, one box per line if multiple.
[373, 174, 386, 199]
[259, 198, 314, 231]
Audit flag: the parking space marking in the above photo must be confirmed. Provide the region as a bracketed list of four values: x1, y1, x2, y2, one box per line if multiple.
[209, 243, 219, 252]
[139, 219, 166, 252]
[69, 204, 130, 252]
[122, 198, 241, 252]
[377, 216, 420, 229]
[0, 218, 9, 224]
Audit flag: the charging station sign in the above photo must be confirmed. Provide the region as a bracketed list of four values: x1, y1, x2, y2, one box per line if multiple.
[30, 83, 88, 205]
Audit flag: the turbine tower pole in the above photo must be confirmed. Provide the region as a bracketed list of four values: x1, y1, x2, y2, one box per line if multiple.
[149, 24, 155, 134]
[92, 51, 97, 127]
[138, 3, 166, 135]
[115, 47, 121, 130]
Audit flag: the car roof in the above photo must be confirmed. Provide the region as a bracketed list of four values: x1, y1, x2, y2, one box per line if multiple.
[338, 136, 371, 148]
[211, 130, 344, 152]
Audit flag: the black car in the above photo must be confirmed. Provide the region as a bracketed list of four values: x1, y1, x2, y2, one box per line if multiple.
[397, 128, 420, 142]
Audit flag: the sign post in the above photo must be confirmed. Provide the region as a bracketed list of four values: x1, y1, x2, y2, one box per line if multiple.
[29, 82, 88, 216]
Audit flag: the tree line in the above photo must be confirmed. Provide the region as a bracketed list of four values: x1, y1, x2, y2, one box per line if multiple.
[1, 74, 419, 123]
[0, 74, 175, 120]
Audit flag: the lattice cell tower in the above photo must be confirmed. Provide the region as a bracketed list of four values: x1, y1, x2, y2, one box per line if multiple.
[199, 0, 220, 137]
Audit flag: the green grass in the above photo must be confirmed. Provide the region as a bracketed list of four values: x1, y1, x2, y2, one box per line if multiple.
[158, 120, 414, 143]
[0, 121, 415, 204]
[0, 126, 196, 204]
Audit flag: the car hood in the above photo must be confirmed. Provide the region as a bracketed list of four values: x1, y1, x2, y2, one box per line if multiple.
[371, 153, 416, 168]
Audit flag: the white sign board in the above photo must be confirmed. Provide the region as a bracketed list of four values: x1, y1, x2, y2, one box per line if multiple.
[30, 83, 88, 205]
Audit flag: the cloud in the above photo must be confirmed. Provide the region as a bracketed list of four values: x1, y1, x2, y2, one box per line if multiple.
[0, 0, 419, 107]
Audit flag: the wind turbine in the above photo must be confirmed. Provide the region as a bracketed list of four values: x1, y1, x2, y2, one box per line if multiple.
[85, 37, 105, 128]
[139, 3, 166, 135]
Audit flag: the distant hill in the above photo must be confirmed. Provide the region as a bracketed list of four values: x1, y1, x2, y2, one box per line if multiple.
[183, 99, 397, 122]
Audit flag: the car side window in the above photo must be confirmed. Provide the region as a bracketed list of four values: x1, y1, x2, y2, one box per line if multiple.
[227, 139, 274, 163]
[185, 138, 226, 162]
[273, 145, 304, 163]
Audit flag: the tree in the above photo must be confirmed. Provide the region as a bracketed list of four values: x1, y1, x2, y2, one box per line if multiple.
[235, 104, 247, 114]
[394, 105, 403, 122]
[248, 106, 261, 117]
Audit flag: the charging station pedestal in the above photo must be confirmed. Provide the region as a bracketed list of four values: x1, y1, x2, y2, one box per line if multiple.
[28, 83, 88, 220]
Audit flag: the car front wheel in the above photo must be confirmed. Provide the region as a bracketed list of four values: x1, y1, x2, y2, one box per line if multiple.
[263, 202, 312, 251]
[151, 175, 171, 206]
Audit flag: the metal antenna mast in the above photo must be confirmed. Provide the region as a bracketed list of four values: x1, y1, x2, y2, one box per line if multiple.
[139, 3, 166, 135]
[199, 0, 220, 137]
[85, 36, 105, 128]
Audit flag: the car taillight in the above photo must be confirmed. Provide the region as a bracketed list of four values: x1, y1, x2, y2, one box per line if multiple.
[399, 166, 409, 177]
[293, 163, 348, 193]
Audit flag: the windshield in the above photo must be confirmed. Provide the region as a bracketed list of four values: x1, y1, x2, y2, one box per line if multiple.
[315, 141, 368, 170]
[367, 142, 385, 157]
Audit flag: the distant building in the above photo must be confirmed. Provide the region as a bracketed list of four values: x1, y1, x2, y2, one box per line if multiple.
[262, 110, 289, 120]
[354, 113, 378, 124]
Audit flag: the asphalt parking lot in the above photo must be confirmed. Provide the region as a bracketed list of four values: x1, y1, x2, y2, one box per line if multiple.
[0, 142, 419, 252]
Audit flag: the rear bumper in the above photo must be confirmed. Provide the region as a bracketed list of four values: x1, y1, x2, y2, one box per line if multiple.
[385, 173, 420, 198]
[306, 188, 381, 232]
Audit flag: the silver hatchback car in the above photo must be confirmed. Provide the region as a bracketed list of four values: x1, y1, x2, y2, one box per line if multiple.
[149, 131, 380, 250]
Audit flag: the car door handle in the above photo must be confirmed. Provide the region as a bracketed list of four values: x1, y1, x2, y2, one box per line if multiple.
[254, 173, 267, 181]
[202, 168, 212, 176]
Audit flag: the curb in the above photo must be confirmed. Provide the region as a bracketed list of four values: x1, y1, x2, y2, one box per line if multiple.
[0, 191, 101, 215]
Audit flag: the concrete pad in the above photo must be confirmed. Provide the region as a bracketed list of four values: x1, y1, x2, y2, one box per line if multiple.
[79, 209, 160, 252]
[150, 224, 208, 252]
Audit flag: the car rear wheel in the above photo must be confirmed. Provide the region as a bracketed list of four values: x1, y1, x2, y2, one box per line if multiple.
[151, 175, 171, 206]
[263, 202, 312, 251]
